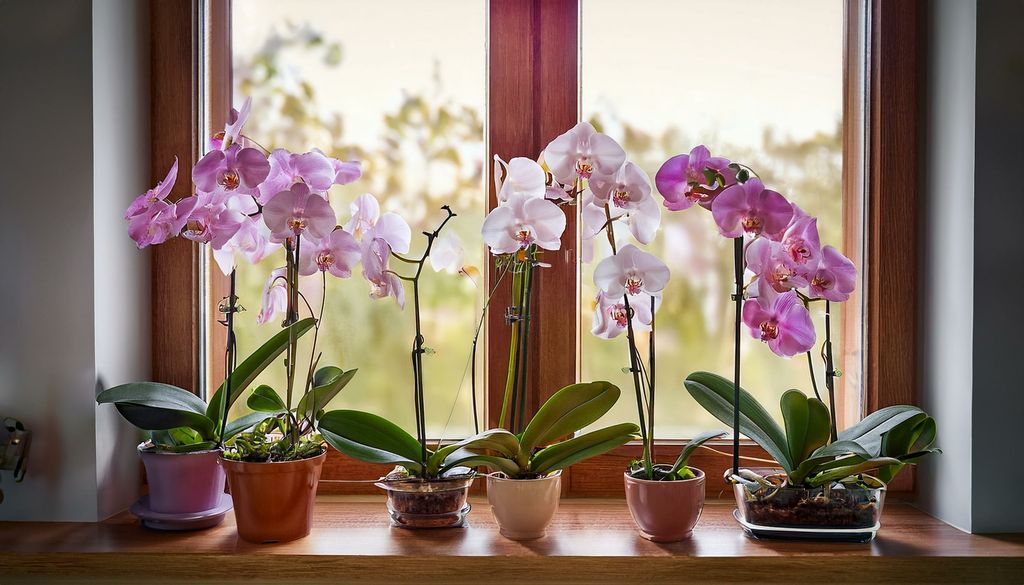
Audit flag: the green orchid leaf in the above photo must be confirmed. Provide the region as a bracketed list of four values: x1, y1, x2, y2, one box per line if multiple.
[780, 390, 831, 466]
[158, 440, 218, 454]
[520, 381, 621, 455]
[791, 440, 873, 484]
[438, 448, 522, 477]
[296, 367, 357, 422]
[98, 382, 208, 414]
[837, 405, 927, 456]
[529, 422, 639, 475]
[223, 411, 278, 442]
[247, 385, 288, 413]
[684, 371, 792, 472]
[431, 429, 520, 472]
[206, 318, 316, 423]
[115, 402, 216, 440]
[318, 409, 424, 474]
[806, 456, 903, 487]
[669, 430, 727, 477]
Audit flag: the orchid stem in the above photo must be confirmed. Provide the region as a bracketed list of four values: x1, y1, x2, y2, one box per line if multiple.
[218, 269, 237, 446]
[731, 236, 744, 476]
[604, 203, 652, 478]
[823, 300, 838, 443]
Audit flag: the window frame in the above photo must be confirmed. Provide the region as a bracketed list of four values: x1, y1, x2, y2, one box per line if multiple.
[151, 0, 921, 497]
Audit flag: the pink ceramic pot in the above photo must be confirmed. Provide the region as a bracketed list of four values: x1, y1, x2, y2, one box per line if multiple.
[623, 467, 706, 542]
[138, 443, 226, 514]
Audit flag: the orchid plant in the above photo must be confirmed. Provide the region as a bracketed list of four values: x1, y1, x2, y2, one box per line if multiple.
[538, 122, 705, 482]
[317, 205, 489, 480]
[655, 145, 938, 488]
[108, 98, 409, 462]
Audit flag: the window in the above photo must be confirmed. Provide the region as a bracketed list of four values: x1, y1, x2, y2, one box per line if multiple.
[217, 0, 487, 440]
[579, 0, 862, 436]
[152, 0, 913, 494]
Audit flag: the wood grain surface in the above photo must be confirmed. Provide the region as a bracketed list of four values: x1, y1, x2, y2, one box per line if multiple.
[1, 498, 1021, 584]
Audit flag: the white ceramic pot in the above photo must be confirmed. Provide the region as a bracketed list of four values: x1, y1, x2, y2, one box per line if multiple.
[486, 471, 562, 540]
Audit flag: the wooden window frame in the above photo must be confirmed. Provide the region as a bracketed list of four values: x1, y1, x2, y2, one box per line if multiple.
[151, 0, 920, 497]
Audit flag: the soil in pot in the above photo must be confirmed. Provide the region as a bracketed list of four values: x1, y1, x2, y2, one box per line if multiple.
[738, 484, 883, 529]
[377, 468, 474, 529]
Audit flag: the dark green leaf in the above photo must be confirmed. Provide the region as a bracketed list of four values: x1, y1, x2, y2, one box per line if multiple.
[206, 318, 316, 422]
[669, 430, 727, 477]
[520, 381, 621, 455]
[837, 405, 927, 456]
[780, 390, 831, 465]
[431, 429, 520, 474]
[790, 440, 872, 484]
[318, 410, 424, 473]
[684, 371, 792, 472]
[115, 403, 215, 439]
[223, 411, 277, 441]
[296, 367, 357, 421]
[807, 456, 902, 487]
[98, 382, 207, 414]
[246, 385, 288, 413]
[438, 448, 522, 477]
[529, 423, 639, 474]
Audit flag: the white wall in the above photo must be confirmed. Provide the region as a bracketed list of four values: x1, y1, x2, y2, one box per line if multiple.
[917, 0, 976, 533]
[0, 0, 150, 521]
[92, 0, 151, 520]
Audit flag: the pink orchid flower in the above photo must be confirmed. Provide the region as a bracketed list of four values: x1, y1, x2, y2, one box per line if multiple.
[778, 208, 822, 272]
[298, 229, 361, 278]
[344, 193, 411, 254]
[192, 144, 270, 198]
[495, 156, 547, 203]
[593, 244, 670, 298]
[361, 237, 405, 308]
[262, 183, 337, 243]
[745, 237, 810, 294]
[127, 198, 195, 249]
[742, 289, 816, 357]
[209, 97, 251, 151]
[543, 122, 626, 185]
[257, 267, 289, 325]
[591, 290, 657, 340]
[212, 214, 281, 275]
[481, 192, 566, 255]
[177, 192, 247, 249]
[126, 158, 178, 219]
[655, 145, 735, 211]
[258, 149, 336, 202]
[711, 178, 793, 239]
[808, 245, 857, 302]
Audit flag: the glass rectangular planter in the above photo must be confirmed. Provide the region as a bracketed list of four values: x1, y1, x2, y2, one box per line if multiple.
[733, 482, 885, 530]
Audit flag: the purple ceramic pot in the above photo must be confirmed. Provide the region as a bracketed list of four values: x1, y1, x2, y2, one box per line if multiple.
[138, 443, 226, 514]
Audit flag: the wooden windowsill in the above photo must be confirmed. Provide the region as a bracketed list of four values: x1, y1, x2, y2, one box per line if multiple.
[1, 497, 1021, 584]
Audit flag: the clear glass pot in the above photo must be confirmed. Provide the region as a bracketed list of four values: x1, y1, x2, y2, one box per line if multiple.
[733, 480, 885, 529]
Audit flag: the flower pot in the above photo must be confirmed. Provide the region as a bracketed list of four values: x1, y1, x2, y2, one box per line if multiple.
[376, 472, 475, 529]
[487, 471, 562, 540]
[138, 443, 226, 514]
[222, 450, 326, 543]
[733, 481, 885, 530]
[623, 466, 706, 542]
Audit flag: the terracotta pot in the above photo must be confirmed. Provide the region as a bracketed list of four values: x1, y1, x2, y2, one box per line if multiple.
[487, 471, 562, 540]
[624, 467, 706, 542]
[222, 451, 326, 543]
[139, 443, 226, 514]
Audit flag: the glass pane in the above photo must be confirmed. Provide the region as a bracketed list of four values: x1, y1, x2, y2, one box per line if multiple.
[580, 0, 858, 437]
[228, 0, 486, 439]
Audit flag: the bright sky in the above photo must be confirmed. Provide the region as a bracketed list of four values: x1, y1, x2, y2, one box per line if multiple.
[232, 0, 842, 148]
